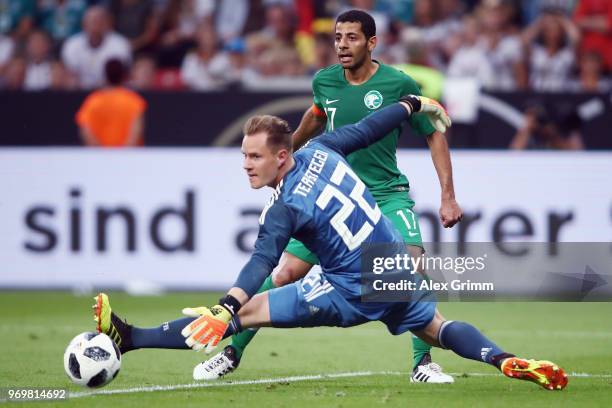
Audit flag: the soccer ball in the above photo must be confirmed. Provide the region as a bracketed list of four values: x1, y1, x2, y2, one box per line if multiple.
[63, 332, 121, 388]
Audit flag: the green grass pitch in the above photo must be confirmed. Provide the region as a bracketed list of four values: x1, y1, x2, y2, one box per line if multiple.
[1, 292, 611, 407]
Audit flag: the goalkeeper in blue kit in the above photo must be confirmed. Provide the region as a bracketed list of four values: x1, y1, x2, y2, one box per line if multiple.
[93, 96, 568, 391]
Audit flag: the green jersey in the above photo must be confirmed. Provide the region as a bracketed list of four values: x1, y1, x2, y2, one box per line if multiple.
[312, 62, 434, 206]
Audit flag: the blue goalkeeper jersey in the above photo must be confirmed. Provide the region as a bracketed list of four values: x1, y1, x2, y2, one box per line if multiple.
[234, 104, 410, 310]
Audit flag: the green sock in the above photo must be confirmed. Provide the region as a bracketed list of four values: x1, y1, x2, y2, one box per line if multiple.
[412, 334, 432, 370]
[230, 275, 276, 359]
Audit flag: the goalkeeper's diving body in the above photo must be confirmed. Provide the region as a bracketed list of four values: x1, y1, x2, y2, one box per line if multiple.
[94, 96, 568, 391]
[222, 9, 461, 384]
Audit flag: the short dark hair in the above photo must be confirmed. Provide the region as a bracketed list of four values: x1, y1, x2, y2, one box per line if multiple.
[104, 58, 127, 86]
[243, 115, 292, 151]
[336, 9, 376, 40]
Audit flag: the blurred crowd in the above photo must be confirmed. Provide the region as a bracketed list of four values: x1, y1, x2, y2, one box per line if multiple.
[0, 0, 611, 93]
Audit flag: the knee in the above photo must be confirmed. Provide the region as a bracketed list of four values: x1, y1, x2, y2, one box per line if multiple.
[272, 254, 312, 287]
[271, 269, 287, 287]
[272, 265, 298, 287]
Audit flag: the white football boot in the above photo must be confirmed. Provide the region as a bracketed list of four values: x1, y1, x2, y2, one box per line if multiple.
[193, 345, 240, 381]
[410, 355, 454, 383]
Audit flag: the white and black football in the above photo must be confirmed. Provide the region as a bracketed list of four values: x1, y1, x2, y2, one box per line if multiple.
[63, 332, 121, 388]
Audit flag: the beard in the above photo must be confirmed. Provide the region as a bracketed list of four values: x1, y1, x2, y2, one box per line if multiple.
[342, 51, 367, 71]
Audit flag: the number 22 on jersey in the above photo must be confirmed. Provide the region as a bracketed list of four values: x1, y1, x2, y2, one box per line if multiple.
[316, 161, 381, 250]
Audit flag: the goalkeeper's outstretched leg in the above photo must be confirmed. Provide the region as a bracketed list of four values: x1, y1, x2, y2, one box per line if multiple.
[193, 280, 568, 391]
[93, 293, 196, 352]
[411, 314, 568, 391]
[94, 290, 568, 391]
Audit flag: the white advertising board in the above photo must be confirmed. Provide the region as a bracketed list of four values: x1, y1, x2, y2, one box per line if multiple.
[0, 149, 610, 289]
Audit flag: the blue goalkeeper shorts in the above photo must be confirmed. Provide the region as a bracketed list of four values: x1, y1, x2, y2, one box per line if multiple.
[268, 271, 436, 335]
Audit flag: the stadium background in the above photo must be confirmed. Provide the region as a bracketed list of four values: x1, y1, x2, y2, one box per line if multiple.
[1, 0, 611, 405]
[1, 0, 611, 289]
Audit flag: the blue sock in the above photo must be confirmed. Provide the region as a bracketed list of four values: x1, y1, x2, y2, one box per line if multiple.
[439, 321, 513, 368]
[131, 316, 242, 350]
[131, 317, 195, 350]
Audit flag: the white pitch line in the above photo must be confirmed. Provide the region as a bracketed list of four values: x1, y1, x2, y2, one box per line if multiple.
[68, 370, 612, 399]
[69, 371, 402, 399]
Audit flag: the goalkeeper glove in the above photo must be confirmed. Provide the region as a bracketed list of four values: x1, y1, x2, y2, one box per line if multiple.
[181, 295, 241, 353]
[399, 95, 451, 133]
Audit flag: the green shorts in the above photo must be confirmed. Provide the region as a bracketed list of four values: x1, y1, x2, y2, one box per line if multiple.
[285, 198, 423, 265]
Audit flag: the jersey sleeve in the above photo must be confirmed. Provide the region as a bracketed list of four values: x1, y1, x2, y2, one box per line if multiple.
[401, 75, 436, 137]
[232, 200, 295, 298]
[314, 104, 409, 156]
[312, 70, 324, 112]
[311, 104, 326, 118]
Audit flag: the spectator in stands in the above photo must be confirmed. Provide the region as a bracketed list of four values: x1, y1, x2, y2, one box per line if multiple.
[214, 0, 249, 45]
[0, 34, 14, 74]
[180, 21, 230, 90]
[393, 24, 446, 100]
[37, 0, 87, 49]
[49, 60, 76, 89]
[447, 14, 496, 88]
[240, 0, 267, 35]
[378, 16, 403, 64]
[573, 0, 612, 72]
[244, 2, 307, 82]
[157, 0, 212, 67]
[130, 53, 157, 89]
[440, 0, 468, 19]
[510, 103, 584, 150]
[256, 44, 305, 77]
[398, 0, 462, 70]
[376, 0, 414, 25]
[0, 0, 36, 44]
[438, 0, 469, 60]
[310, 32, 335, 73]
[521, 0, 576, 25]
[425, 0, 465, 69]
[219, 37, 247, 86]
[522, 11, 579, 91]
[108, 0, 159, 54]
[570, 50, 612, 92]
[62, 6, 131, 89]
[23, 30, 54, 90]
[0, 56, 25, 89]
[75, 58, 147, 147]
[246, 3, 297, 61]
[476, 0, 527, 90]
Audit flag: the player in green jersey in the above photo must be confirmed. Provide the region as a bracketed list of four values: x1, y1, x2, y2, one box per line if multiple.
[197, 10, 463, 383]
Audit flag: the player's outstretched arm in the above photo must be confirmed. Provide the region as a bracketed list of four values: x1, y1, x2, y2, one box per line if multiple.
[292, 105, 327, 150]
[318, 95, 451, 157]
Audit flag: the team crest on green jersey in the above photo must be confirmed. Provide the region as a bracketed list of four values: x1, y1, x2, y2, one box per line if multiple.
[364, 90, 383, 109]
